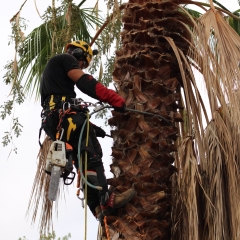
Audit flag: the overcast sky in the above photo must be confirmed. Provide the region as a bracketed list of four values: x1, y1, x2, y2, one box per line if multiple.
[0, 1, 239, 240]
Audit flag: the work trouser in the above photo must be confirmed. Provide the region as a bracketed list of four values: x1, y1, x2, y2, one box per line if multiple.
[60, 111, 109, 215]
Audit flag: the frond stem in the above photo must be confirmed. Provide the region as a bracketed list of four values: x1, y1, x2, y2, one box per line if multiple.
[89, 12, 114, 46]
[182, 1, 240, 20]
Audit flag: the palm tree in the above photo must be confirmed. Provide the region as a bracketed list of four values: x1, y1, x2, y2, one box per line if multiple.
[97, 0, 240, 239]
[4, 0, 240, 239]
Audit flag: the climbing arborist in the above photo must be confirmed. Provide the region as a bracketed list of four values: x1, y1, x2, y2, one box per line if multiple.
[40, 40, 135, 223]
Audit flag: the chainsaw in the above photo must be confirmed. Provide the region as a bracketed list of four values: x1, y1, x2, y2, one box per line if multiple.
[45, 132, 75, 201]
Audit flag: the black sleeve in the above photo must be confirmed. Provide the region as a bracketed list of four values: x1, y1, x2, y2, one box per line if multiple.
[76, 74, 98, 99]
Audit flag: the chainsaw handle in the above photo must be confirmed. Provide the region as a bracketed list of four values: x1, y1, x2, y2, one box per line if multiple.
[63, 171, 76, 185]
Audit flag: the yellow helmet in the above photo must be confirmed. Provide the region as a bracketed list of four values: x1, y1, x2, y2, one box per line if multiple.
[66, 40, 97, 67]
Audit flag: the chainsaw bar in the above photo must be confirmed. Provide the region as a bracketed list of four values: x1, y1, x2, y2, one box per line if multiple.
[48, 165, 61, 201]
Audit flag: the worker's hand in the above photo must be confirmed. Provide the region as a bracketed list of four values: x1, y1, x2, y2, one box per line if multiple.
[113, 104, 126, 113]
[92, 124, 106, 138]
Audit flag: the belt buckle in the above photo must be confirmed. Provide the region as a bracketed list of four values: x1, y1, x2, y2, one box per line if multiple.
[71, 98, 83, 106]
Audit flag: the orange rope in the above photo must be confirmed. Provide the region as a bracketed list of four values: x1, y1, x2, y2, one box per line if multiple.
[57, 108, 71, 131]
[104, 216, 110, 240]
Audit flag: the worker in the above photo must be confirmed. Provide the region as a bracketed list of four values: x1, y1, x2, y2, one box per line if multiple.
[40, 40, 135, 223]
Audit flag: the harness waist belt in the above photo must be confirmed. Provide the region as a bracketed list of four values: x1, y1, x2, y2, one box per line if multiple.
[43, 95, 86, 111]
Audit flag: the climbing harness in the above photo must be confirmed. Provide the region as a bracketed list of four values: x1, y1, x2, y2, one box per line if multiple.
[43, 98, 108, 202]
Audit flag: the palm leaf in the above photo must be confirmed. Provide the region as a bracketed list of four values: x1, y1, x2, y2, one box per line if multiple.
[17, 5, 103, 100]
[212, 0, 231, 12]
[77, 0, 87, 7]
[18, 23, 51, 100]
[228, 10, 240, 35]
[171, 2, 240, 239]
[26, 136, 54, 234]
[184, 7, 202, 19]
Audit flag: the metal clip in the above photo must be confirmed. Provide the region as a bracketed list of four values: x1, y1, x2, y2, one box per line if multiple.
[76, 176, 85, 208]
[91, 102, 104, 111]
[59, 128, 64, 141]
[62, 102, 71, 111]
[71, 98, 83, 106]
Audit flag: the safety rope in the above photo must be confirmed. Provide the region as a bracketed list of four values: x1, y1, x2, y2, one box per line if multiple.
[104, 216, 110, 240]
[125, 107, 174, 126]
[56, 108, 72, 132]
[73, 104, 109, 239]
[76, 111, 103, 240]
[83, 112, 90, 240]
[77, 117, 102, 190]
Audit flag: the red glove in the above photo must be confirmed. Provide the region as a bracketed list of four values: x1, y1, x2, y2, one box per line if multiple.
[95, 83, 125, 109]
[76, 74, 126, 109]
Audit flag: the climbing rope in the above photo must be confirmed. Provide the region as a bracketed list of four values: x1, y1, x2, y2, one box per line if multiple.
[84, 112, 90, 240]
[77, 115, 102, 190]
[56, 107, 72, 132]
[104, 216, 110, 240]
[76, 110, 103, 240]
[125, 107, 174, 126]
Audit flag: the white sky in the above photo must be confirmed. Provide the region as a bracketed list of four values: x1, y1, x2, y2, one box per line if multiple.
[0, 1, 239, 240]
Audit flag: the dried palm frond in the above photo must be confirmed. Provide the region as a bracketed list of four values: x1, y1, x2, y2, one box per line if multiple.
[26, 136, 56, 234]
[172, 1, 240, 239]
[27, 135, 75, 235]
[202, 111, 240, 239]
[172, 136, 202, 240]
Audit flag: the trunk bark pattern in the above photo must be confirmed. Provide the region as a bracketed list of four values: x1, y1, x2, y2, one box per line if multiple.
[100, 0, 192, 239]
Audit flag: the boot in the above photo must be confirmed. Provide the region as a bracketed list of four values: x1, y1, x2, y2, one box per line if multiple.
[101, 188, 136, 216]
[95, 205, 104, 225]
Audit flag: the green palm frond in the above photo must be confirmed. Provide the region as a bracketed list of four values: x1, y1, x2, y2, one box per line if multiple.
[17, 5, 103, 100]
[74, 7, 102, 41]
[213, 0, 240, 35]
[228, 10, 240, 35]
[213, 0, 231, 12]
[184, 7, 202, 19]
[18, 23, 51, 99]
[77, 0, 87, 7]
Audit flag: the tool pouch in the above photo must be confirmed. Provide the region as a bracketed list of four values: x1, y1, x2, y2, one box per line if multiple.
[41, 110, 59, 141]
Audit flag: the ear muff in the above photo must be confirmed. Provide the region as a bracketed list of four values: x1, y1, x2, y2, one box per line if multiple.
[72, 48, 85, 60]
[66, 40, 96, 67]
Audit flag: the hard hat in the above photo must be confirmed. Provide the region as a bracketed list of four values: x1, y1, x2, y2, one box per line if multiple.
[66, 40, 98, 67]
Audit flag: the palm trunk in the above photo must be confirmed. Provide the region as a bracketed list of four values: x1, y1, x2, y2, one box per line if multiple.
[100, 0, 193, 239]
